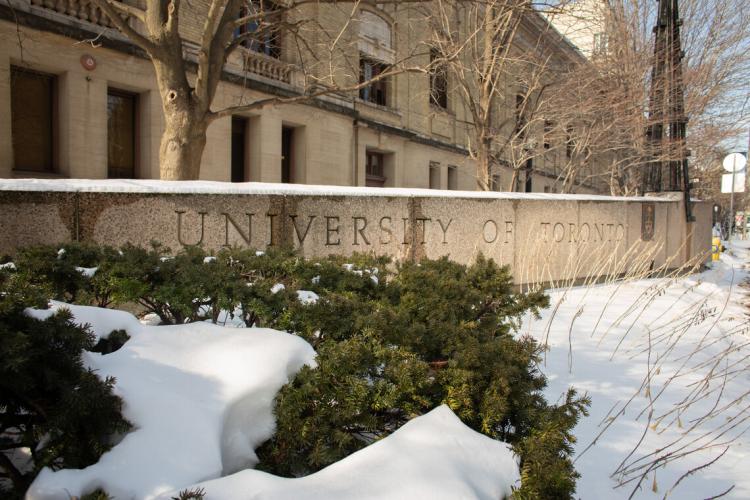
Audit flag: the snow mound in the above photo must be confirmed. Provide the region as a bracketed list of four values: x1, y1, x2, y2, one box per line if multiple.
[25, 301, 142, 341]
[296, 290, 319, 305]
[27, 306, 316, 500]
[160, 405, 520, 500]
[75, 266, 98, 278]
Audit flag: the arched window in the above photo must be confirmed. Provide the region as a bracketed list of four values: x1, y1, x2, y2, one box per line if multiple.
[358, 10, 394, 106]
[358, 10, 393, 60]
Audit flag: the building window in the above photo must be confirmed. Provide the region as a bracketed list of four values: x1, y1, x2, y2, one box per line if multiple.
[232, 116, 249, 182]
[429, 162, 441, 189]
[447, 165, 458, 190]
[366, 151, 386, 187]
[524, 159, 533, 192]
[360, 56, 388, 106]
[107, 89, 138, 179]
[491, 174, 501, 192]
[515, 92, 527, 135]
[429, 49, 448, 109]
[543, 120, 553, 150]
[10, 66, 56, 173]
[235, 1, 281, 58]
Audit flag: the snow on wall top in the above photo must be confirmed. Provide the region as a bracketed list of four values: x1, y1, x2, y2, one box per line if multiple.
[0, 178, 677, 203]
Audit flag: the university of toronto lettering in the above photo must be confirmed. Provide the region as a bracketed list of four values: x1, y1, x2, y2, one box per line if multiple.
[538, 222, 626, 244]
[175, 210, 461, 248]
[175, 210, 631, 249]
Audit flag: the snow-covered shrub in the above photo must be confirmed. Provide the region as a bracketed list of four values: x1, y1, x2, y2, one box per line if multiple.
[9, 243, 298, 326]
[12, 244, 100, 304]
[0, 272, 131, 498]
[12, 243, 126, 308]
[4, 244, 589, 497]
[258, 256, 590, 499]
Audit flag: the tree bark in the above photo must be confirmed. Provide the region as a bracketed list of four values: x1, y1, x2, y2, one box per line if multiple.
[475, 130, 494, 190]
[508, 169, 519, 192]
[159, 118, 208, 180]
[152, 49, 210, 180]
[476, 143, 491, 190]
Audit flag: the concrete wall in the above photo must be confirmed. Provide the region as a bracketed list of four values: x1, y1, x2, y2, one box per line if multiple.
[0, 182, 711, 285]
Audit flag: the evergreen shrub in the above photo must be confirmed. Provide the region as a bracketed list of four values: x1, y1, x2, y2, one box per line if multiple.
[0, 268, 131, 499]
[1, 243, 589, 498]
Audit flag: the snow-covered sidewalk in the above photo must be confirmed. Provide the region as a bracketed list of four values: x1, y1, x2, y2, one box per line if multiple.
[526, 240, 750, 498]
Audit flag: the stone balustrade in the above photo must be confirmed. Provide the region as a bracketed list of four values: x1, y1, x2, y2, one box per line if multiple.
[29, 0, 129, 28]
[25, 0, 293, 86]
[242, 50, 293, 84]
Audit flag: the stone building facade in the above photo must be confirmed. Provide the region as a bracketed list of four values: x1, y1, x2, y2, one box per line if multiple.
[0, 0, 607, 194]
[545, 0, 609, 59]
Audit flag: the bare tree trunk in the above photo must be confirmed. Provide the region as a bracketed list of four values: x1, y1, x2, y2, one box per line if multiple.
[508, 169, 519, 192]
[159, 119, 208, 180]
[152, 51, 211, 180]
[476, 138, 492, 190]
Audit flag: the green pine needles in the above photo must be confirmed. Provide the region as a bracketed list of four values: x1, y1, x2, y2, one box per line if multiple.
[0, 272, 131, 499]
[1, 243, 590, 498]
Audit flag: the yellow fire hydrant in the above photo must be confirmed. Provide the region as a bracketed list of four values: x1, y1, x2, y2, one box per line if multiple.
[712, 237, 721, 261]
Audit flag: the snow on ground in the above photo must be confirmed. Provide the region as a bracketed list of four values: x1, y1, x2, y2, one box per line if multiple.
[158, 405, 519, 500]
[525, 240, 750, 499]
[26, 306, 316, 500]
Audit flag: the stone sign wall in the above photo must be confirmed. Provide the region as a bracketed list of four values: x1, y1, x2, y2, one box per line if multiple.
[0, 182, 712, 285]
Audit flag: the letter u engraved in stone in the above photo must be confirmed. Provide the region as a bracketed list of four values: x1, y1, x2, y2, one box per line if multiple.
[176, 210, 207, 246]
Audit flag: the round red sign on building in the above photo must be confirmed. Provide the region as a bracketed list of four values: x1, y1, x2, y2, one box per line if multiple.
[80, 54, 97, 71]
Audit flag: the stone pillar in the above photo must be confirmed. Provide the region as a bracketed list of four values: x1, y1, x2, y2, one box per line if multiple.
[59, 70, 107, 178]
[201, 115, 231, 181]
[250, 113, 282, 182]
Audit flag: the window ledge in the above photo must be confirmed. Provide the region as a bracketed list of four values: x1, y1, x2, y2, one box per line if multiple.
[356, 98, 402, 117]
[429, 104, 453, 116]
[366, 174, 387, 187]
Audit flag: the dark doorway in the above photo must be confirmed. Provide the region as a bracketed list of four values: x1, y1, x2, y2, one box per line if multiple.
[107, 89, 138, 178]
[524, 159, 533, 193]
[281, 126, 294, 183]
[231, 117, 248, 182]
[11, 66, 56, 173]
